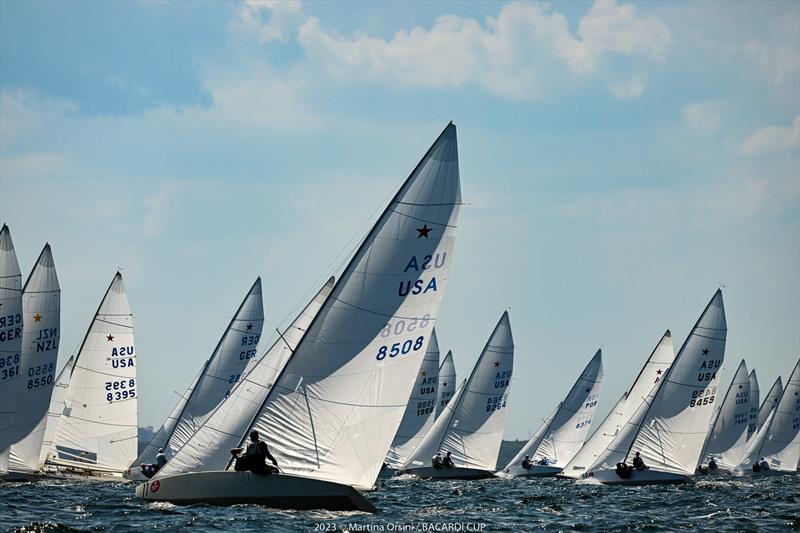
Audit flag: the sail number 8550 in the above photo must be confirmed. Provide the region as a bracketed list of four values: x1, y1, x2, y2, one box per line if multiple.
[376, 336, 425, 360]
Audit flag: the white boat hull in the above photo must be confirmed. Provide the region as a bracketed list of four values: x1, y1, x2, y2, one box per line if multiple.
[587, 468, 689, 485]
[499, 465, 562, 478]
[399, 467, 495, 480]
[135, 471, 377, 513]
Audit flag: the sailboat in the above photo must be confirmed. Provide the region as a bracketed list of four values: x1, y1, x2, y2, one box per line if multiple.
[699, 359, 751, 471]
[559, 331, 674, 479]
[127, 278, 264, 480]
[6, 244, 61, 478]
[382, 329, 441, 473]
[38, 355, 75, 467]
[41, 272, 137, 478]
[151, 278, 334, 478]
[735, 359, 799, 474]
[501, 349, 603, 477]
[136, 122, 462, 512]
[399, 312, 514, 480]
[435, 350, 456, 418]
[585, 289, 727, 485]
[747, 369, 759, 440]
[756, 376, 782, 433]
[0, 224, 23, 476]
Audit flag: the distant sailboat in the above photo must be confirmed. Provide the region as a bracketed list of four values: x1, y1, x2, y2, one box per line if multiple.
[43, 272, 136, 477]
[7, 244, 60, 476]
[127, 278, 264, 479]
[383, 329, 441, 471]
[0, 224, 23, 476]
[756, 376, 782, 433]
[559, 331, 674, 479]
[38, 355, 75, 467]
[502, 349, 603, 477]
[699, 359, 751, 471]
[586, 290, 727, 485]
[399, 312, 513, 480]
[747, 369, 760, 440]
[435, 350, 456, 418]
[735, 359, 799, 474]
[137, 122, 462, 512]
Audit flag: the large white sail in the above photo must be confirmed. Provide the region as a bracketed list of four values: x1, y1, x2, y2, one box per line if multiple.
[47, 272, 136, 474]
[134, 278, 264, 469]
[385, 329, 441, 469]
[38, 355, 75, 466]
[435, 350, 456, 418]
[402, 312, 514, 472]
[560, 330, 675, 478]
[736, 360, 800, 472]
[8, 244, 61, 473]
[0, 224, 23, 474]
[701, 359, 751, 470]
[242, 123, 461, 491]
[156, 278, 334, 478]
[588, 289, 727, 477]
[503, 349, 603, 475]
[757, 376, 782, 432]
[747, 369, 760, 439]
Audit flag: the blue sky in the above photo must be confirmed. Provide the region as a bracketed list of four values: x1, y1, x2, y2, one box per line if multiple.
[1, 0, 798, 438]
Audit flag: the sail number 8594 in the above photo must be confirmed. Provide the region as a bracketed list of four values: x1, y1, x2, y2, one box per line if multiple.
[376, 336, 425, 361]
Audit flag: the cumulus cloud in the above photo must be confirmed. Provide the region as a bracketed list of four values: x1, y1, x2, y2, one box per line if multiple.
[681, 101, 722, 133]
[740, 115, 800, 156]
[233, 0, 303, 43]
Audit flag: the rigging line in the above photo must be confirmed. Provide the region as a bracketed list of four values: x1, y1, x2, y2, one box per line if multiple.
[394, 200, 464, 207]
[385, 207, 459, 228]
[269, 382, 408, 408]
[275, 328, 295, 354]
[93, 318, 133, 328]
[323, 293, 442, 321]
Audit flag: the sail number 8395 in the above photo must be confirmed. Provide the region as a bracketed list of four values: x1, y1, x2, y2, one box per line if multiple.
[376, 336, 425, 361]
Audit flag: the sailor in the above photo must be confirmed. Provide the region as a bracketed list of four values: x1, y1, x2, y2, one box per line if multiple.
[230, 430, 279, 475]
[521, 455, 533, 469]
[432, 452, 444, 469]
[155, 448, 168, 472]
[707, 457, 718, 471]
[139, 448, 169, 479]
[537, 457, 549, 466]
[632, 451, 648, 471]
[442, 451, 455, 469]
[758, 458, 770, 471]
[752, 460, 761, 472]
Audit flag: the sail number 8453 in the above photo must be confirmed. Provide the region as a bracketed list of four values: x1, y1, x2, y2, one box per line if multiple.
[376, 336, 425, 360]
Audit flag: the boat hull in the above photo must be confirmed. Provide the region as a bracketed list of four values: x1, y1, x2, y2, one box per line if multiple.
[500, 465, 562, 478]
[135, 471, 377, 513]
[400, 467, 495, 480]
[587, 468, 689, 485]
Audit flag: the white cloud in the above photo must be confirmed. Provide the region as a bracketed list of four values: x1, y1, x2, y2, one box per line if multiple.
[743, 37, 800, 87]
[740, 115, 800, 156]
[233, 0, 303, 43]
[608, 77, 646, 100]
[681, 101, 722, 133]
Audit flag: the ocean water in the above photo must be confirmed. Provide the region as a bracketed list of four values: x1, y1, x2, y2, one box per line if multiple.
[1, 473, 798, 532]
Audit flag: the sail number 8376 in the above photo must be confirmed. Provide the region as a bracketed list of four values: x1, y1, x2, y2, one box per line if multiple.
[376, 336, 425, 361]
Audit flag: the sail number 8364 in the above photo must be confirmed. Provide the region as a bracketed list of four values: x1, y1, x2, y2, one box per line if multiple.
[376, 336, 425, 361]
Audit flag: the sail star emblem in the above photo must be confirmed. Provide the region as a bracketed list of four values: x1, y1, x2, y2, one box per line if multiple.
[702, 348, 710, 355]
[246, 323, 253, 331]
[656, 369, 662, 375]
[494, 361, 501, 367]
[34, 312, 42, 322]
[417, 224, 432, 238]
[106, 334, 114, 342]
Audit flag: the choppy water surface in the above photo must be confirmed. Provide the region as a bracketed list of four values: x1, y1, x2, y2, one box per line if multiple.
[2, 474, 798, 532]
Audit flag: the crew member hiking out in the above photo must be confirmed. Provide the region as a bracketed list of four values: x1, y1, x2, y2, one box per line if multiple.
[230, 430, 279, 475]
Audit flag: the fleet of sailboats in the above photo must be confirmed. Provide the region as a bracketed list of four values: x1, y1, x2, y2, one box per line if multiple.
[1, 124, 797, 513]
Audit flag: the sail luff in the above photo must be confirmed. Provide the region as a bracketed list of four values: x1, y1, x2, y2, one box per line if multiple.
[0, 224, 22, 474]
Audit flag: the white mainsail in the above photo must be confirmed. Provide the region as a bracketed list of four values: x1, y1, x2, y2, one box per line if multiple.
[503, 349, 603, 475]
[156, 278, 334, 478]
[747, 369, 760, 440]
[560, 330, 675, 478]
[0, 224, 23, 474]
[8, 244, 61, 473]
[435, 350, 456, 419]
[385, 329, 441, 469]
[402, 312, 514, 472]
[757, 376, 782, 432]
[701, 359, 751, 470]
[241, 123, 461, 491]
[736, 359, 800, 472]
[133, 278, 264, 469]
[588, 289, 727, 477]
[38, 355, 75, 466]
[47, 272, 136, 474]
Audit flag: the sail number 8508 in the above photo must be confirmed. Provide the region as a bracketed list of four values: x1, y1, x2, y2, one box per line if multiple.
[376, 336, 425, 360]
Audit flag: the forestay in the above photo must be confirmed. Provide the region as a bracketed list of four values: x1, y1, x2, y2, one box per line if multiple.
[385, 329, 440, 469]
[701, 359, 751, 470]
[156, 278, 334, 478]
[504, 349, 603, 473]
[0, 225, 22, 474]
[757, 376, 782, 433]
[47, 272, 136, 474]
[747, 370, 760, 439]
[403, 312, 514, 472]
[561, 330, 675, 478]
[435, 351, 456, 419]
[8, 244, 61, 473]
[134, 278, 264, 468]
[38, 355, 74, 466]
[588, 290, 727, 476]
[243, 123, 461, 491]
